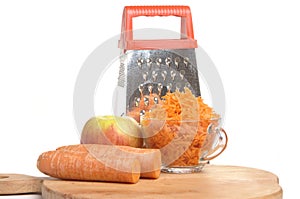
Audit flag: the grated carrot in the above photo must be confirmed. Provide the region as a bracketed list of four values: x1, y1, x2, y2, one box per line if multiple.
[132, 87, 219, 167]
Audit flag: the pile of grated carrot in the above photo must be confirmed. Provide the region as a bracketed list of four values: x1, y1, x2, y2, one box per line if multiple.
[129, 87, 219, 167]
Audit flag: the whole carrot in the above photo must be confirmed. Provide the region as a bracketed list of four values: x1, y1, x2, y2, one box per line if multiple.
[37, 144, 140, 184]
[58, 144, 161, 179]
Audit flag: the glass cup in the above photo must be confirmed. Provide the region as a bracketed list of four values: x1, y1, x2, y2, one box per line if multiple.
[141, 117, 228, 173]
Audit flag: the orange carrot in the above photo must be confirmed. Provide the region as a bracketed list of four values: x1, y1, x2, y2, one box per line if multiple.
[117, 146, 161, 179]
[37, 144, 140, 184]
[58, 144, 161, 179]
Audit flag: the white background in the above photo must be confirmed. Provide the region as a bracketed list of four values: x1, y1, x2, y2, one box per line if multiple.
[1, 0, 299, 198]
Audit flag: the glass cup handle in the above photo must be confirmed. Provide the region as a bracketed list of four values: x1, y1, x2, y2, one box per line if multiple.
[202, 128, 228, 161]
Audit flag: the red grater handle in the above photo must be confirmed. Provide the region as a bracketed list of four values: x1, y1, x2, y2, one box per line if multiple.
[119, 5, 198, 50]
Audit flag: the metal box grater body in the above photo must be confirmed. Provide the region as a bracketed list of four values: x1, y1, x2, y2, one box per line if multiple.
[116, 6, 201, 118]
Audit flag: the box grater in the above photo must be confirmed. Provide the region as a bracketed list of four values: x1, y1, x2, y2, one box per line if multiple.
[115, 5, 201, 120]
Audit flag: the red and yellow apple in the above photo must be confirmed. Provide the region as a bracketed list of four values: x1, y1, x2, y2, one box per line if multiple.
[80, 115, 143, 148]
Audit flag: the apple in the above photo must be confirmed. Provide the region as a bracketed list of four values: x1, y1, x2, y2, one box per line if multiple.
[80, 115, 143, 148]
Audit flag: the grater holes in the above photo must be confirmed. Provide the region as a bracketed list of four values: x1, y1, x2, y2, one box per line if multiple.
[140, 110, 145, 115]
[146, 58, 152, 69]
[183, 57, 189, 67]
[184, 82, 192, 90]
[165, 57, 172, 67]
[152, 70, 158, 81]
[134, 97, 141, 107]
[129, 82, 171, 112]
[161, 70, 167, 81]
[143, 97, 149, 106]
[175, 82, 182, 92]
[130, 83, 171, 110]
[174, 57, 181, 68]
[156, 58, 162, 66]
[145, 83, 168, 96]
[170, 70, 176, 81]
[139, 84, 144, 95]
[142, 72, 148, 81]
[137, 58, 144, 68]
[157, 83, 163, 96]
[146, 58, 152, 64]
[154, 97, 159, 104]
[148, 83, 153, 94]
[179, 70, 185, 80]
[167, 83, 172, 93]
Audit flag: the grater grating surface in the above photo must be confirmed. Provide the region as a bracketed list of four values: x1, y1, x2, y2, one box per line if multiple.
[123, 49, 200, 108]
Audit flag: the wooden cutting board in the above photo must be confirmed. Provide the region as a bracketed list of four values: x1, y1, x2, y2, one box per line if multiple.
[0, 165, 282, 199]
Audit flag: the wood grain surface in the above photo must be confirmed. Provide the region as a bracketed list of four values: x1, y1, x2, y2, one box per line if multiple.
[41, 165, 282, 199]
[0, 173, 42, 195]
[0, 165, 282, 198]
